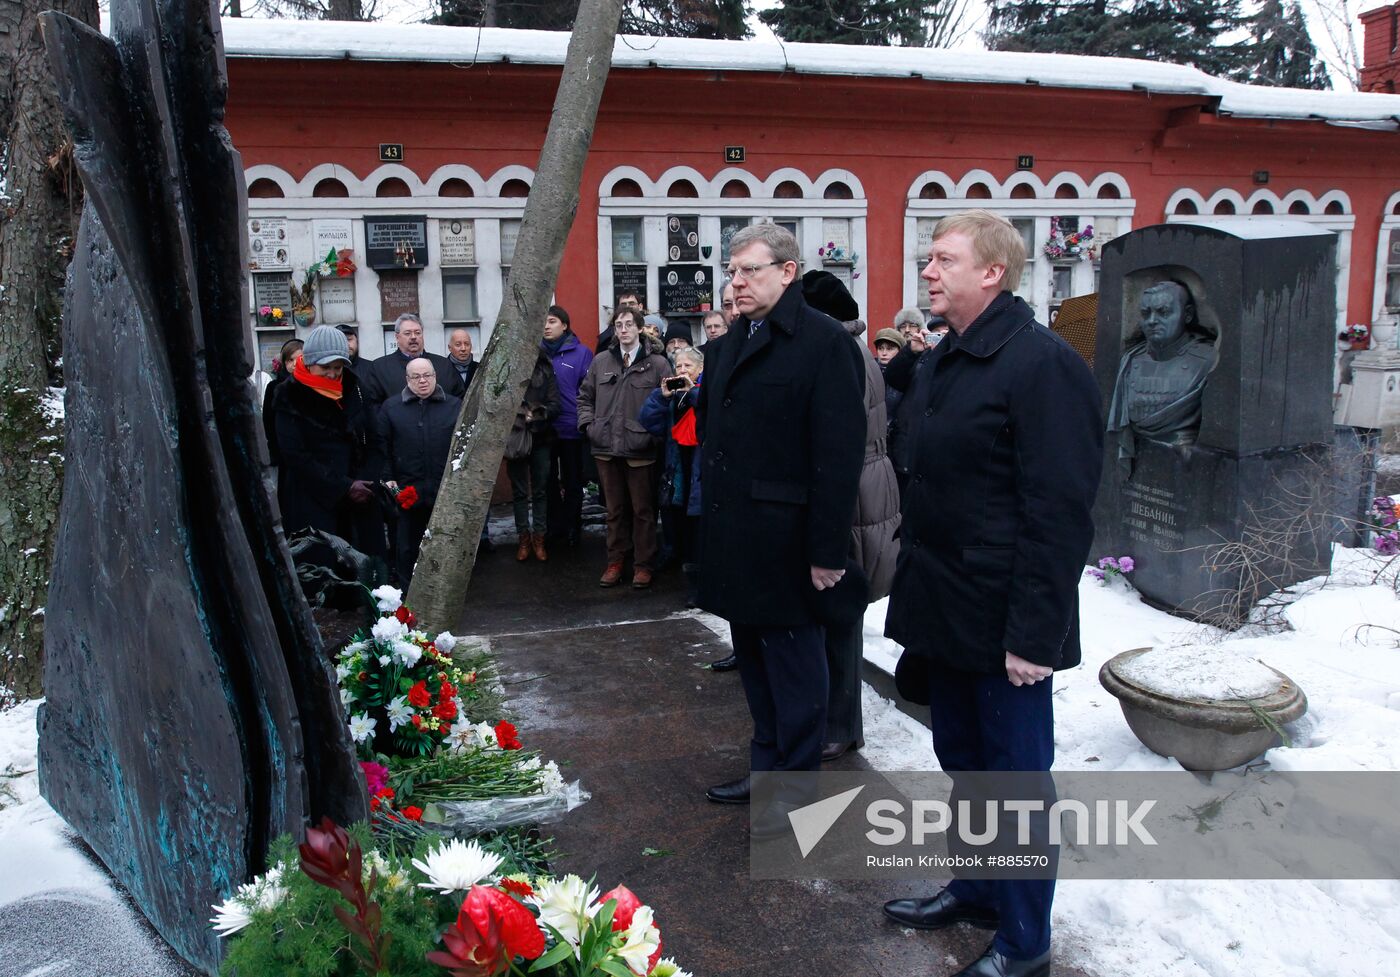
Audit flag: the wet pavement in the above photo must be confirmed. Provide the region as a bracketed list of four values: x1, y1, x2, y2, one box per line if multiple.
[464, 519, 1070, 977]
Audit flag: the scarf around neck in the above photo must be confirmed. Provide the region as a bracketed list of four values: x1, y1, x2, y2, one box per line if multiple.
[292, 353, 344, 402]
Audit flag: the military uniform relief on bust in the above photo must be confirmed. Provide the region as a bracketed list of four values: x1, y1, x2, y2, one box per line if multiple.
[1106, 281, 1215, 474]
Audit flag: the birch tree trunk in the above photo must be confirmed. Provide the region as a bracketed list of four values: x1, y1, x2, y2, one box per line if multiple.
[0, 0, 99, 706]
[407, 0, 623, 626]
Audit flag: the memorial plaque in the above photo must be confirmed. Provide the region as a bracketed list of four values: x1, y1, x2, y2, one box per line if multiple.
[319, 276, 356, 322]
[364, 214, 428, 270]
[313, 218, 354, 259]
[916, 217, 936, 259]
[258, 333, 293, 372]
[822, 218, 852, 257]
[378, 269, 420, 323]
[667, 214, 700, 262]
[252, 271, 292, 313]
[1092, 222, 1340, 623]
[659, 263, 714, 315]
[613, 264, 648, 309]
[247, 216, 289, 271]
[439, 218, 476, 267]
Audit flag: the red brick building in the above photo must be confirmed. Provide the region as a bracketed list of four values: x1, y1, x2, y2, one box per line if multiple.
[223, 17, 1400, 368]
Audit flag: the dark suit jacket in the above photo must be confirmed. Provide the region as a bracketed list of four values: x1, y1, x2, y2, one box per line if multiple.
[360, 349, 465, 408]
[696, 282, 866, 627]
[883, 291, 1103, 673]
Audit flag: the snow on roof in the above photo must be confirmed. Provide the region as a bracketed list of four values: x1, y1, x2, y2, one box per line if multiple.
[220, 18, 1400, 128]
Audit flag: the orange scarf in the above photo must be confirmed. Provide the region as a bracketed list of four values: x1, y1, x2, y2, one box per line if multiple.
[292, 353, 343, 402]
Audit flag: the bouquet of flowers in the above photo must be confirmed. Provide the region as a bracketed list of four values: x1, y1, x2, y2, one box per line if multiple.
[338, 587, 487, 758]
[1086, 555, 1134, 584]
[258, 305, 286, 327]
[1339, 323, 1370, 345]
[1044, 218, 1095, 261]
[397, 485, 420, 510]
[212, 820, 692, 977]
[817, 240, 859, 264]
[1369, 496, 1400, 555]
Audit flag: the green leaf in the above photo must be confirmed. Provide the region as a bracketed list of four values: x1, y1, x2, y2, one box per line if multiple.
[599, 959, 636, 977]
[640, 847, 672, 858]
[531, 939, 575, 970]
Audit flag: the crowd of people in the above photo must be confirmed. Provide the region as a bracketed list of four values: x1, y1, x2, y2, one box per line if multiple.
[257, 210, 1100, 977]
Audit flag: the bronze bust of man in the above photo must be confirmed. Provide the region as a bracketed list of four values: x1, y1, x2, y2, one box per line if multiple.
[1106, 281, 1215, 473]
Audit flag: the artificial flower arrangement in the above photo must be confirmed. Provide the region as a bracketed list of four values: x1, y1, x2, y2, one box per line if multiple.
[1086, 555, 1135, 584]
[258, 305, 286, 327]
[1368, 496, 1400, 556]
[1339, 323, 1370, 348]
[213, 819, 691, 977]
[817, 240, 862, 281]
[1043, 218, 1095, 261]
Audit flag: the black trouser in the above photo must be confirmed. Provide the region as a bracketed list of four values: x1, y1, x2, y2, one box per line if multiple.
[546, 438, 586, 539]
[395, 505, 432, 585]
[822, 619, 864, 747]
[732, 622, 827, 772]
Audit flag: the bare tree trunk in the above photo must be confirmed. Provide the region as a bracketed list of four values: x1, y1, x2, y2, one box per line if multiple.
[0, 0, 99, 707]
[407, 0, 624, 627]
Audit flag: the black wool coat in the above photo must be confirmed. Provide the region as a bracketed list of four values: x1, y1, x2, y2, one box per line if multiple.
[883, 291, 1103, 674]
[271, 371, 383, 536]
[360, 349, 466, 408]
[377, 386, 463, 508]
[696, 282, 866, 628]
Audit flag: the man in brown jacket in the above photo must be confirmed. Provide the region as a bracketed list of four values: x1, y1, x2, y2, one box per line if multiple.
[577, 308, 671, 588]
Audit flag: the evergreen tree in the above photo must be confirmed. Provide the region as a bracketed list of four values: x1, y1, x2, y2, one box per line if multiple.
[759, 0, 931, 46]
[430, 0, 751, 39]
[1237, 0, 1331, 89]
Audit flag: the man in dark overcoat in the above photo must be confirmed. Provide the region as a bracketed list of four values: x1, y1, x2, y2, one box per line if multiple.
[360, 312, 466, 409]
[378, 356, 462, 585]
[880, 210, 1103, 977]
[695, 223, 865, 826]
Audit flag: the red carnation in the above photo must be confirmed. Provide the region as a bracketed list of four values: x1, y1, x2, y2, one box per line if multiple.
[396, 485, 419, 511]
[408, 681, 431, 708]
[426, 884, 544, 976]
[396, 605, 417, 627]
[401, 805, 423, 822]
[494, 721, 522, 751]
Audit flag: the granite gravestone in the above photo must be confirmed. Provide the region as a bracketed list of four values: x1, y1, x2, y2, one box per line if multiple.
[1092, 221, 1338, 624]
[39, 2, 367, 973]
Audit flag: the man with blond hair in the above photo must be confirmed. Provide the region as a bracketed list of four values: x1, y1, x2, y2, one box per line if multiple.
[881, 210, 1102, 977]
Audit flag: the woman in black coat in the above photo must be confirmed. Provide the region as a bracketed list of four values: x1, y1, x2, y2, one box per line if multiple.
[271, 328, 385, 560]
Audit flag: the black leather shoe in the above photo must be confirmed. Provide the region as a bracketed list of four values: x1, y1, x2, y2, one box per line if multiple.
[950, 943, 1051, 977]
[709, 654, 738, 672]
[705, 775, 750, 805]
[749, 801, 795, 842]
[820, 740, 863, 762]
[882, 889, 999, 931]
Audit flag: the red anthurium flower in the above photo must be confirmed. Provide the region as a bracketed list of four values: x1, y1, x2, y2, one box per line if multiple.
[396, 605, 417, 627]
[426, 884, 544, 976]
[494, 721, 522, 751]
[401, 805, 423, 821]
[408, 681, 431, 708]
[598, 884, 643, 932]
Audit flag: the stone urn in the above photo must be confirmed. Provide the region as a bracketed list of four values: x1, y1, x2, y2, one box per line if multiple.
[1099, 646, 1307, 771]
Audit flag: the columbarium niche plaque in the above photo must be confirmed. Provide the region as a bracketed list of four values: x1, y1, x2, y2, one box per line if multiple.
[1092, 222, 1340, 623]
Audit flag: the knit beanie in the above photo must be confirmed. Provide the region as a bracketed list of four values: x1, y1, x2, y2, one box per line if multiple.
[302, 324, 352, 366]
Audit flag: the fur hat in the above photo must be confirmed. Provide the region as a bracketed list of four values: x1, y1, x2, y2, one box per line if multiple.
[801, 269, 860, 323]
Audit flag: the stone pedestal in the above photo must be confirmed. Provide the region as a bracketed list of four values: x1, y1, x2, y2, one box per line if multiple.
[1092, 221, 1339, 623]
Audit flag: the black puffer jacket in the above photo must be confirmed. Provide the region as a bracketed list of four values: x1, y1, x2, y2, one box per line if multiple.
[377, 386, 463, 508]
[271, 371, 382, 535]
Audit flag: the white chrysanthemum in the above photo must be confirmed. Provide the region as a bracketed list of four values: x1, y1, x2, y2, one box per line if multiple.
[434, 630, 458, 653]
[392, 639, 422, 667]
[340, 640, 367, 660]
[412, 838, 502, 895]
[386, 695, 414, 732]
[348, 714, 376, 743]
[539, 760, 566, 795]
[472, 722, 498, 749]
[444, 718, 475, 753]
[615, 905, 660, 976]
[371, 585, 402, 612]
[650, 959, 690, 977]
[378, 654, 391, 666]
[519, 755, 542, 772]
[371, 615, 408, 644]
[210, 866, 288, 937]
[528, 874, 600, 947]
[335, 662, 351, 681]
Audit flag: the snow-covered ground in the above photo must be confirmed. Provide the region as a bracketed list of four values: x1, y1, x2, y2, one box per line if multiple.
[854, 544, 1400, 977]
[4, 544, 1400, 975]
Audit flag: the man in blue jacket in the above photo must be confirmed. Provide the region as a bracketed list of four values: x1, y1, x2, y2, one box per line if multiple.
[881, 210, 1103, 977]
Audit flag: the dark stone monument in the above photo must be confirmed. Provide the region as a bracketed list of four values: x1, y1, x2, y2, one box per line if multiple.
[1092, 222, 1339, 624]
[37, 2, 367, 973]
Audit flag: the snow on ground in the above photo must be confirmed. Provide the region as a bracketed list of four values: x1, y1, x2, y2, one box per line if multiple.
[4, 544, 1400, 975]
[855, 543, 1400, 977]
